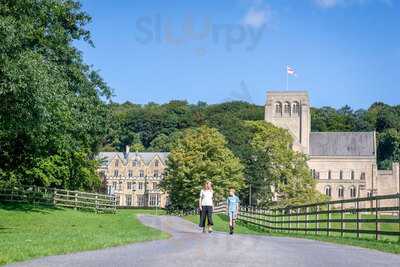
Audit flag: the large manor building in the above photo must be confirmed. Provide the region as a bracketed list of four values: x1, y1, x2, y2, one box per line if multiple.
[265, 91, 400, 203]
[98, 147, 169, 207]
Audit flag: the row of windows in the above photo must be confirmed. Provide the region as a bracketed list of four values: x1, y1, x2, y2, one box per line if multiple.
[312, 169, 366, 180]
[111, 181, 159, 191]
[115, 159, 160, 168]
[116, 194, 160, 207]
[325, 185, 357, 198]
[113, 170, 162, 178]
[275, 101, 300, 116]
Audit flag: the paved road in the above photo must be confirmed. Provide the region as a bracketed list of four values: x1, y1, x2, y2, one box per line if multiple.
[8, 215, 400, 267]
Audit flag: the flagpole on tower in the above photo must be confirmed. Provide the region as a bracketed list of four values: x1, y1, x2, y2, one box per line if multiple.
[286, 65, 296, 91]
[286, 65, 289, 91]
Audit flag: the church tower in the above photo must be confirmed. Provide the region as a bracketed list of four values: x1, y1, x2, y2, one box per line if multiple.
[265, 91, 310, 154]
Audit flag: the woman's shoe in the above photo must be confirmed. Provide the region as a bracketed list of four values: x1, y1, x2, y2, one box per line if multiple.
[202, 227, 207, 233]
[229, 226, 233, 235]
[208, 227, 213, 233]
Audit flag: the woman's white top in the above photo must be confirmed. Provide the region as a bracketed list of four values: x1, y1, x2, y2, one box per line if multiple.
[200, 189, 213, 206]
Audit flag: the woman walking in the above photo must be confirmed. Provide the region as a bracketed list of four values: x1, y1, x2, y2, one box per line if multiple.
[199, 181, 214, 233]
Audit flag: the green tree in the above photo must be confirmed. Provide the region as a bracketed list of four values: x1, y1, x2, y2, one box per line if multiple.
[148, 131, 184, 152]
[0, 0, 110, 189]
[377, 129, 400, 169]
[244, 121, 324, 206]
[160, 126, 245, 210]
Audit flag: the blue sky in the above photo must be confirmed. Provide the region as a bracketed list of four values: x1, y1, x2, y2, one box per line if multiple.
[76, 0, 400, 109]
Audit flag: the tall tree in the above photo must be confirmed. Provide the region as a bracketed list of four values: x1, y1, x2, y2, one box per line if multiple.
[160, 126, 245, 211]
[0, 0, 110, 189]
[243, 121, 324, 206]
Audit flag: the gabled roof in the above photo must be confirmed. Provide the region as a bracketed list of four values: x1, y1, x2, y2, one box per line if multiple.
[309, 132, 375, 157]
[97, 152, 169, 167]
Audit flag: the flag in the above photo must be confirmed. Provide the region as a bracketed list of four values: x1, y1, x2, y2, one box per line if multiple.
[287, 66, 297, 76]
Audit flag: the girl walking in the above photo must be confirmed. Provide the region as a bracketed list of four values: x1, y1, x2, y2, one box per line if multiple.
[199, 181, 214, 233]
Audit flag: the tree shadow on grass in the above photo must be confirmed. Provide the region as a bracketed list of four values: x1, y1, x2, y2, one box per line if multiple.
[0, 202, 62, 214]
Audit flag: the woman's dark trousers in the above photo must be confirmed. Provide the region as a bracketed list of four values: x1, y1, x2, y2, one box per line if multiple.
[199, 206, 213, 227]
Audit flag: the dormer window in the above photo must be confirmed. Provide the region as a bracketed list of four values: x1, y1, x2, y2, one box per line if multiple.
[155, 160, 159, 167]
[115, 159, 119, 167]
[133, 159, 140, 167]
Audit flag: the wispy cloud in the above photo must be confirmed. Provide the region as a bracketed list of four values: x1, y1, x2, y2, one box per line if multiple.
[314, 0, 392, 8]
[241, 0, 271, 29]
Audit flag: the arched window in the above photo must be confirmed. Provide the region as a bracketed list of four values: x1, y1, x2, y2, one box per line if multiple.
[311, 169, 319, 179]
[292, 101, 300, 115]
[350, 186, 357, 198]
[339, 170, 343, 180]
[351, 170, 355, 180]
[325, 186, 332, 197]
[284, 102, 291, 115]
[338, 186, 344, 198]
[328, 170, 332, 180]
[275, 102, 282, 116]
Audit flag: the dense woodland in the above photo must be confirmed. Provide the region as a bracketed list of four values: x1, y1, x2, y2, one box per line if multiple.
[106, 101, 400, 170]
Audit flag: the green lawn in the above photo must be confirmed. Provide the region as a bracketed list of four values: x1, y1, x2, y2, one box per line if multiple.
[0, 203, 169, 265]
[184, 213, 400, 254]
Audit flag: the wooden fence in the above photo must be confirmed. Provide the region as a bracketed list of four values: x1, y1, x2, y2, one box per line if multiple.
[0, 186, 116, 213]
[170, 202, 227, 216]
[238, 193, 400, 241]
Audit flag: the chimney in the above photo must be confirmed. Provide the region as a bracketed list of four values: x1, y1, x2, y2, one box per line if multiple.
[125, 145, 130, 159]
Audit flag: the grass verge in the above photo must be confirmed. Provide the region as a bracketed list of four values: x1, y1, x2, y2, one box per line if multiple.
[0, 203, 169, 265]
[183, 213, 400, 254]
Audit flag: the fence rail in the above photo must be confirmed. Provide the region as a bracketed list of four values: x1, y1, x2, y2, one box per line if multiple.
[238, 193, 400, 241]
[0, 186, 116, 213]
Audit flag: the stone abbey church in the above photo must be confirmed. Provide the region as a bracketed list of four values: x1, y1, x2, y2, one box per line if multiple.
[99, 90, 400, 208]
[265, 91, 400, 202]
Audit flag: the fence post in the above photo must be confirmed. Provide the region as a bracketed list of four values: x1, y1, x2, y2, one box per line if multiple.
[316, 205, 320, 235]
[356, 198, 360, 238]
[340, 202, 344, 237]
[398, 194, 400, 242]
[375, 198, 380, 240]
[95, 195, 99, 213]
[297, 208, 300, 234]
[305, 207, 309, 235]
[327, 203, 331, 237]
[53, 189, 57, 206]
[74, 193, 78, 210]
[288, 208, 291, 233]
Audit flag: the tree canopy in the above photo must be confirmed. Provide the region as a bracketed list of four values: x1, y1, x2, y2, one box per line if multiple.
[0, 0, 111, 189]
[160, 126, 245, 211]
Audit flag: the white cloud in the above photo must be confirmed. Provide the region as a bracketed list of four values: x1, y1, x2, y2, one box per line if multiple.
[314, 0, 392, 8]
[315, 0, 341, 8]
[242, 7, 269, 28]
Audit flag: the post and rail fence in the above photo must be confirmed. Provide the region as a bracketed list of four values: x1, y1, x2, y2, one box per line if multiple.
[238, 193, 400, 241]
[0, 186, 116, 213]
